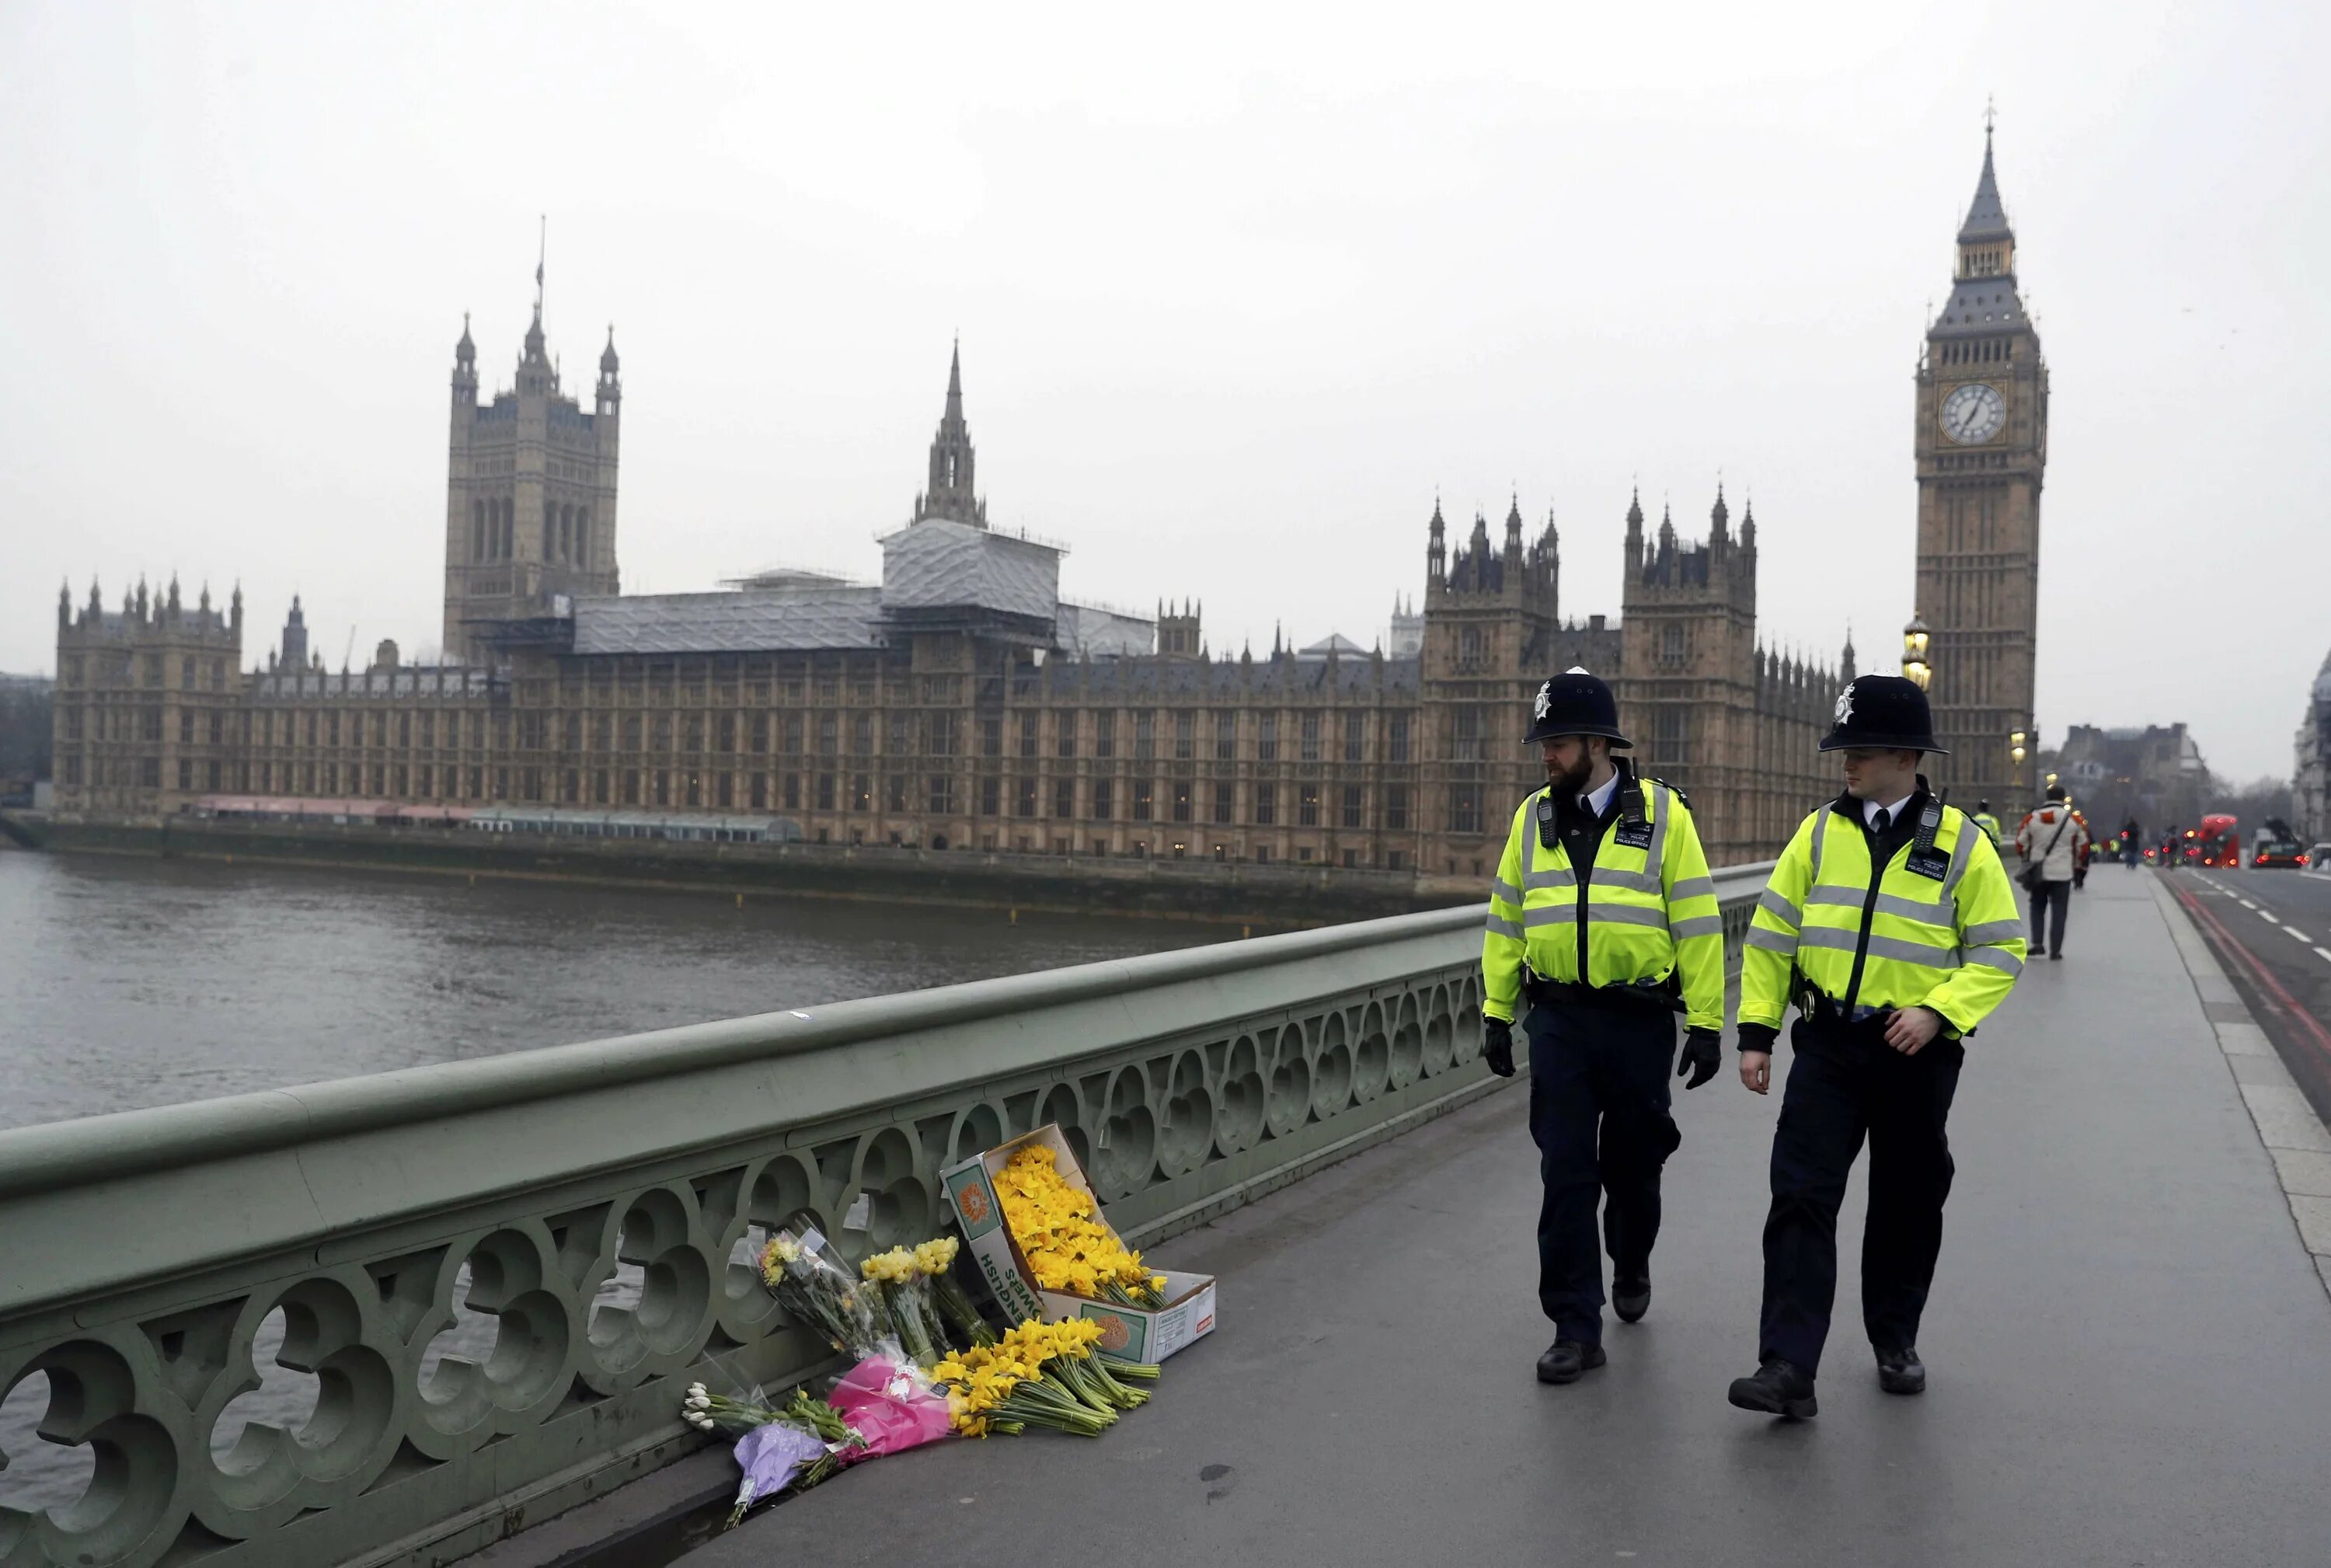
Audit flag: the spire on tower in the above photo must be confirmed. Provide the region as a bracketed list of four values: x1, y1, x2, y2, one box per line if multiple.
[1958, 117, 2012, 244]
[914, 340, 984, 527]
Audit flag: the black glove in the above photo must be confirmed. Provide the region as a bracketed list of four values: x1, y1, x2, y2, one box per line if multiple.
[1676, 1028, 1722, 1089]
[1483, 1019, 1516, 1078]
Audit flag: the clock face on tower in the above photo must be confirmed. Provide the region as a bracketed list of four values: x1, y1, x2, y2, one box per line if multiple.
[1940, 382, 2007, 444]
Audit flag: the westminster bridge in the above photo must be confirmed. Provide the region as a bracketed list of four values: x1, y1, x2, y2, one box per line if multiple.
[3, 867, 2329, 1567]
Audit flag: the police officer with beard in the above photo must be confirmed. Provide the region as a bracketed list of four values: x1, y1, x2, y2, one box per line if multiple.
[1480, 669, 1726, 1385]
[1726, 675, 2025, 1418]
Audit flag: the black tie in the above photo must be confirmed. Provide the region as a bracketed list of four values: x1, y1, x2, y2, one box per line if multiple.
[1873, 807, 1891, 833]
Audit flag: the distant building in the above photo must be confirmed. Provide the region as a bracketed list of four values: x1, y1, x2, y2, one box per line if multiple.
[2295, 652, 2331, 841]
[2053, 723, 2207, 831]
[52, 307, 1851, 869]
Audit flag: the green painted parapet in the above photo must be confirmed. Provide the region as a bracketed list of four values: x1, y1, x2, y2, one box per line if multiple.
[0, 863, 1772, 1567]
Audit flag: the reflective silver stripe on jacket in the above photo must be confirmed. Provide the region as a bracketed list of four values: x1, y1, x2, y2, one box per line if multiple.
[1939, 817, 1979, 900]
[1759, 887, 1803, 925]
[1670, 874, 1716, 903]
[1808, 806, 1832, 880]
[1746, 925, 1797, 953]
[1492, 876, 1523, 906]
[1964, 946, 2023, 975]
[1588, 902, 1669, 930]
[1486, 913, 1523, 941]
[1795, 926, 1959, 967]
[1526, 866, 1577, 891]
[1963, 918, 2026, 946]
[1805, 885, 1951, 925]
[1669, 914, 1724, 939]
[1523, 904, 1580, 928]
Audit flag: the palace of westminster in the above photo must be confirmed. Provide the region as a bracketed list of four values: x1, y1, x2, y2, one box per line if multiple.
[49, 134, 2047, 874]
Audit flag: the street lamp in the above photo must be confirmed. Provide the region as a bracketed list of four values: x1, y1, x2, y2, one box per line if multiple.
[1901, 615, 1932, 691]
[2010, 730, 2027, 799]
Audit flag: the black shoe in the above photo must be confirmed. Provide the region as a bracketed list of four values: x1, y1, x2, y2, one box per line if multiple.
[1727, 1357, 1818, 1418]
[1876, 1346, 1926, 1395]
[2048, 950, 2063, 960]
[1612, 1274, 1651, 1324]
[1536, 1339, 1608, 1385]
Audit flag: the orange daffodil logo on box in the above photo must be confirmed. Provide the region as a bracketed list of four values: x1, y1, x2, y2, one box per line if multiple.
[955, 1181, 992, 1226]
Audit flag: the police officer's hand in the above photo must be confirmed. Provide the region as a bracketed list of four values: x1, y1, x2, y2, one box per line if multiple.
[1883, 1006, 1942, 1055]
[1482, 1019, 1516, 1078]
[1740, 1051, 1772, 1096]
[1675, 1028, 1721, 1089]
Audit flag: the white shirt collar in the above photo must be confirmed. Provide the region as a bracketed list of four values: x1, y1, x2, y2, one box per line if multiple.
[1862, 791, 1915, 828]
[1580, 772, 1619, 817]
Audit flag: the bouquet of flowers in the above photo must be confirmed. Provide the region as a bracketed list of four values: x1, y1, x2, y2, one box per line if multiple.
[993, 1145, 1170, 1309]
[680, 1382, 869, 1524]
[911, 1236, 996, 1347]
[757, 1228, 897, 1361]
[931, 1318, 1160, 1437]
[861, 1247, 943, 1367]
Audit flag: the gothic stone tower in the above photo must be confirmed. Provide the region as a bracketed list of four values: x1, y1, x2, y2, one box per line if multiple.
[1420, 497, 1559, 874]
[441, 283, 622, 664]
[913, 342, 987, 526]
[1914, 129, 2048, 807]
[1616, 488, 1760, 848]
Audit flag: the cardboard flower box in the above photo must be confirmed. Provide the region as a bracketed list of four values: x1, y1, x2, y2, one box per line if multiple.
[940, 1123, 1218, 1364]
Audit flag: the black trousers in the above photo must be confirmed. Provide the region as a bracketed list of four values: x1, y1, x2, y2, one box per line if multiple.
[2028, 877, 2072, 954]
[1759, 1016, 1964, 1375]
[1526, 998, 1681, 1344]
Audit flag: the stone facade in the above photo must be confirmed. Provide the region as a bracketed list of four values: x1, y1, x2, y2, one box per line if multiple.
[1913, 131, 2050, 809]
[441, 301, 622, 665]
[51, 316, 1851, 870]
[51, 577, 246, 814]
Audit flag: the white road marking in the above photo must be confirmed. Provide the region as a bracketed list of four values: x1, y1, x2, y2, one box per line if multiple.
[2286, 925, 2311, 940]
[2315, 947, 2331, 963]
[2258, 908, 2280, 921]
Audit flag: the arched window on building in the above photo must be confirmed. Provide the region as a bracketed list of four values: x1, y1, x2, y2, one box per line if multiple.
[575, 510, 589, 566]
[472, 500, 486, 561]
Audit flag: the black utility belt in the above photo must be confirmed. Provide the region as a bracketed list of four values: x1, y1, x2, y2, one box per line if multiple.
[1524, 973, 1682, 1015]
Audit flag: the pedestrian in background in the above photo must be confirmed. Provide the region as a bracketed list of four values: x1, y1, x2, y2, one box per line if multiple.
[2015, 786, 2088, 960]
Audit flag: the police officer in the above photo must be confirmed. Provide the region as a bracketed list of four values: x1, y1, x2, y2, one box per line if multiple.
[1970, 799, 2003, 849]
[1480, 668, 1726, 1385]
[1726, 674, 2026, 1417]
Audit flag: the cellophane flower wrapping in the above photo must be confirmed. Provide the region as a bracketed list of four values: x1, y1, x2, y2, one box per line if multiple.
[758, 1227, 902, 1364]
[861, 1247, 943, 1365]
[728, 1420, 828, 1523]
[825, 1357, 953, 1456]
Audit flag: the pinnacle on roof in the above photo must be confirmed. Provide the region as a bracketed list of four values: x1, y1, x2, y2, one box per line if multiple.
[1958, 127, 2013, 244]
[1625, 487, 1644, 528]
[1710, 482, 1730, 532]
[455, 312, 475, 365]
[600, 325, 619, 375]
[946, 338, 963, 420]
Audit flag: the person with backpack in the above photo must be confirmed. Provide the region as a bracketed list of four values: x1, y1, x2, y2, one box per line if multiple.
[2015, 786, 2089, 960]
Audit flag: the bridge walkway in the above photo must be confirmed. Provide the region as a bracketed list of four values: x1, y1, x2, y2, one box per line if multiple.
[692, 872, 2331, 1566]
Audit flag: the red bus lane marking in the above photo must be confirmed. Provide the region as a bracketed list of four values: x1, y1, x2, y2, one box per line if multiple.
[2172, 882, 2331, 1064]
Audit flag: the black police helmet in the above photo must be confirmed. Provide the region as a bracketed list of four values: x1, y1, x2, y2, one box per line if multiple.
[1978, 799, 1992, 812]
[1525, 667, 1632, 748]
[1817, 674, 1947, 754]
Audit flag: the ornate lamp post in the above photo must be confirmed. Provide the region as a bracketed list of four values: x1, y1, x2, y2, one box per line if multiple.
[1901, 615, 1932, 691]
[2010, 730, 2028, 802]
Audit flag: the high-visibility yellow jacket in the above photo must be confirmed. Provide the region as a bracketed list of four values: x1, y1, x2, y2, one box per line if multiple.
[1740, 793, 2026, 1037]
[1971, 811, 2002, 848]
[1482, 772, 1724, 1033]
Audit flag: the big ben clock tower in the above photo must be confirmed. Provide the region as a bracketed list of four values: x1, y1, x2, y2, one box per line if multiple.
[1913, 125, 2048, 810]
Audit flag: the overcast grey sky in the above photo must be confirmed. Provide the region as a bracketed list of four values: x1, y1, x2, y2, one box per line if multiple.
[3, 1, 2323, 778]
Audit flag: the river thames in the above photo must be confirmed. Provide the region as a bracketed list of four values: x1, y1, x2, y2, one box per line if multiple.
[0, 848, 1217, 1131]
[0, 847, 1218, 1510]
